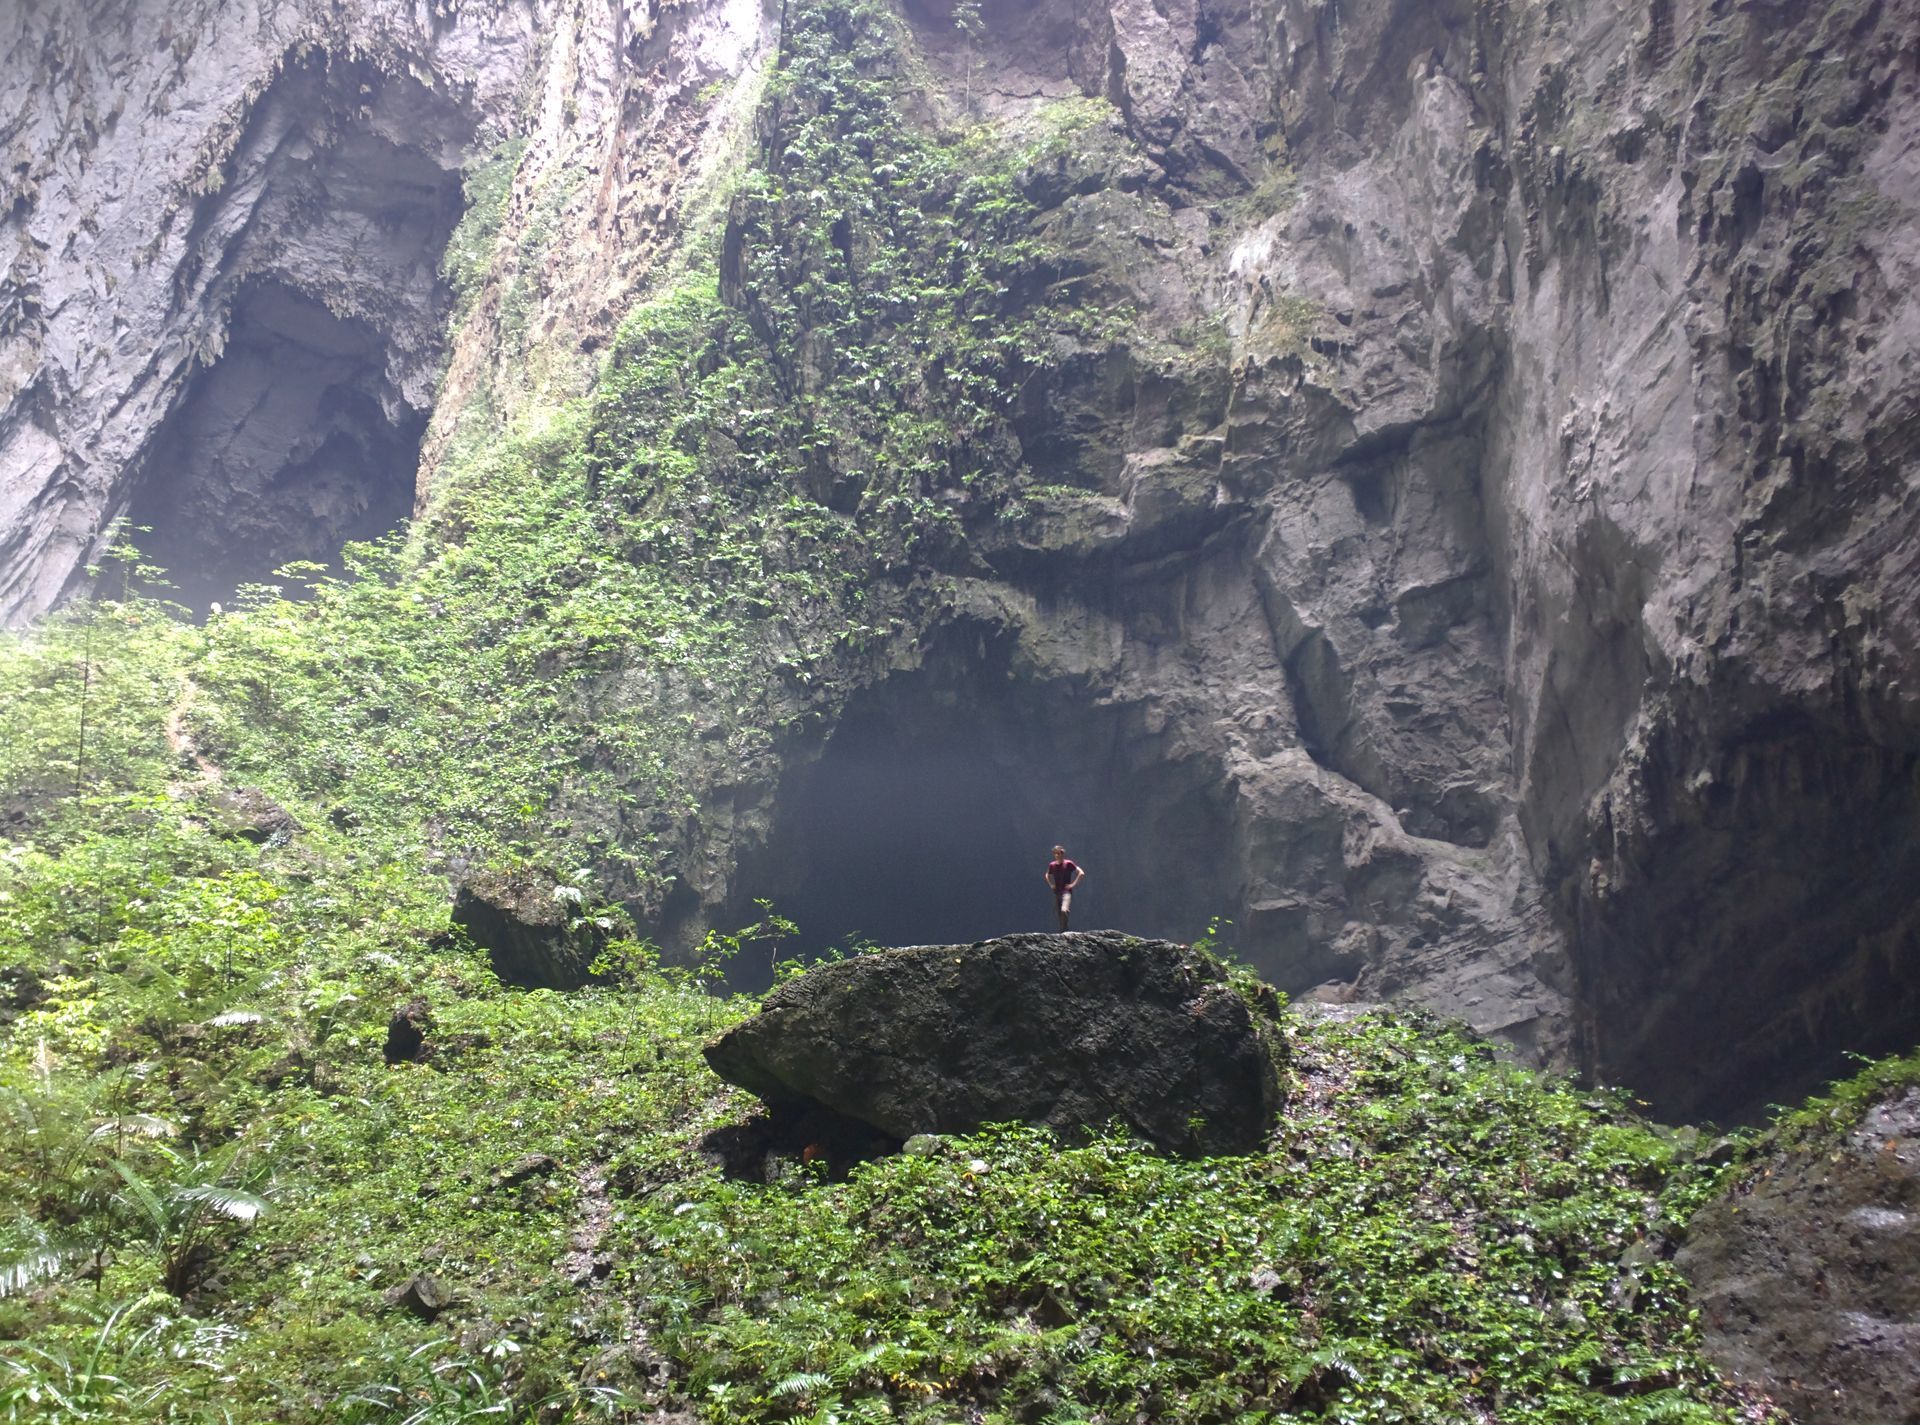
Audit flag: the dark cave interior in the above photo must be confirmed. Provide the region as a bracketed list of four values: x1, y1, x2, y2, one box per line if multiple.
[130, 282, 430, 610]
[729, 626, 1240, 985]
[1577, 725, 1920, 1124]
[125, 55, 471, 612]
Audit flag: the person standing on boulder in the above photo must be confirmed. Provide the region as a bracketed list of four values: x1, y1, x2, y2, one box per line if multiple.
[1045, 845, 1084, 932]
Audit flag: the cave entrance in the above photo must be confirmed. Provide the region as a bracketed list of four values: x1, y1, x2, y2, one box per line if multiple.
[129, 282, 430, 609]
[124, 53, 474, 612]
[733, 625, 1239, 982]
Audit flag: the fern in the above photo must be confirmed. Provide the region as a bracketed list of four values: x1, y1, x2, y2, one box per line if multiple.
[111, 1143, 271, 1296]
[1307, 1344, 1366, 1384]
[1599, 1387, 1722, 1424]
[1555, 1336, 1608, 1381]
[87, 1113, 178, 1143]
[171, 1183, 269, 1222]
[0, 1239, 82, 1298]
[768, 1370, 833, 1398]
[204, 1009, 265, 1027]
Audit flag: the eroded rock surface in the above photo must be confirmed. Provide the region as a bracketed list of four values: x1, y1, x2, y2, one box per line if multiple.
[1680, 1086, 1920, 1424]
[451, 869, 606, 991]
[0, 0, 545, 617]
[703, 932, 1286, 1156]
[697, 0, 1920, 1115]
[7, 0, 1920, 1117]
[0, 0, 772, 614]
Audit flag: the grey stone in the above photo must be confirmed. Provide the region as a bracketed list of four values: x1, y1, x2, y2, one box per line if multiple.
[703, 932, 1286, 1156]
[451, 871, 606, 992]
[495, 1152, 559, 1188]
[388, 1271, 454, 1322]
[198, 784, 302, 846]
[1680, 1086, 1920, 1425]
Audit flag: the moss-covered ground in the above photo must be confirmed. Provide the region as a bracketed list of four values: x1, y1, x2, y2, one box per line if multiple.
[0, 616, 1792, 1422]
[0, 590, 1799, 1421]
[0, 0, 1906, 1420]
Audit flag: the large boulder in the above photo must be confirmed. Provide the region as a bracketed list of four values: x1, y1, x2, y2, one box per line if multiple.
[197, 784, 303, 845]
[451, 870, 606, 990]
[703, 932, 1285, 1156]
[1679, 1084, 1920, 1425]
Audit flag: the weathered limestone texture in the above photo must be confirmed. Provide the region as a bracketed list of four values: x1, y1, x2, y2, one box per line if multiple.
[0, 0, 775, 615]
[6, 0, 1920, 1121]
[858, 0, 1920, 1116]
[0, 0, 541, 617]
[705, 933, 1286, 1156]
[1680, 1086, 1920, 1424]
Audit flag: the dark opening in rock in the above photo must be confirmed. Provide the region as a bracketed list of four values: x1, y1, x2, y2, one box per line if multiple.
[1571, 720, 1920, 1122]
[130, 283, 430, 609]
[383, 997, 431, 1066]
[122, 53, 474, 612]
[731, 624, 1239, 976]
[698, 1108, 901, 1183]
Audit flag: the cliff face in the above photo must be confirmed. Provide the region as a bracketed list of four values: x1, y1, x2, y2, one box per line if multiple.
[4, 0, 1919, 1119]
[0, 0, 532, 615]
[1242, 0, 1920, 1116]
[0, 0, 771, 613]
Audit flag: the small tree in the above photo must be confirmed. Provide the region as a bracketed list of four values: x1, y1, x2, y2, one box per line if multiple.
[111, 1141, 268, 1298]
[0, 1050, 182, 1293]
[954, 2, 985, 106]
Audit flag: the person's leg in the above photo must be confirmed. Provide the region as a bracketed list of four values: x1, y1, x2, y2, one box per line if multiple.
[1058, 889, 1071, 932]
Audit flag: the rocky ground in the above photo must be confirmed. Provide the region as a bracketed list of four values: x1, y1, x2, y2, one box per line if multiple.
[1682, 1073, 1920, 1425]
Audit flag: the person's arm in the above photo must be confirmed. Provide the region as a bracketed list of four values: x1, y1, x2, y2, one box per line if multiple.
[1069, 864, 1085, 889]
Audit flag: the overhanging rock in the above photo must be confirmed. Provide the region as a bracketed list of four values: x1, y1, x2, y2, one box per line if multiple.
[703, 931, 1286, 1156]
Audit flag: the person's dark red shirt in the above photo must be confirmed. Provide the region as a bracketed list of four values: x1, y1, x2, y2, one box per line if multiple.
[1047, 859, 1079, 893]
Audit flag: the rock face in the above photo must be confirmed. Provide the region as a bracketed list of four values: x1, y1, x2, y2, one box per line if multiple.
[1679, 1085, 1920, 1425]
[706, 0, 1920, 1118]
[451, 870, 605, 991]
[0, 0, 771, 614]
[703, 932, 1286, 1156]
[7, 0, 1920, 1119]
[0, 0, 543, 617]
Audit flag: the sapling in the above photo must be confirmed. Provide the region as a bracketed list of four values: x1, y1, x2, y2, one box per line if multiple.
[110, 1141, 269, 1298]
[954, 2, 984, 107]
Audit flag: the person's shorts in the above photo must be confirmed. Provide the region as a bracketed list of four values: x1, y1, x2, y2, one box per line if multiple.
[1055, 891, 1072, 912]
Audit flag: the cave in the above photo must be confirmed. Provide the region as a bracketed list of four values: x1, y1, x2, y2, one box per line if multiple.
[730, 625, 1240, 984]
[1572, 719, 1920, 1124]
[129, 282, 431, 609]
[123, 54, 474, 611]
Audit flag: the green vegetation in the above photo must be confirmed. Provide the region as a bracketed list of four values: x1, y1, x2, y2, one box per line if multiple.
[0, 667, 1796, 1424]
[443, 139, 528, 323]
[0, 0, 1893, 1420]
[1764, 1046, 1920, 1154]
[623, 1013, 1768, 1424]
